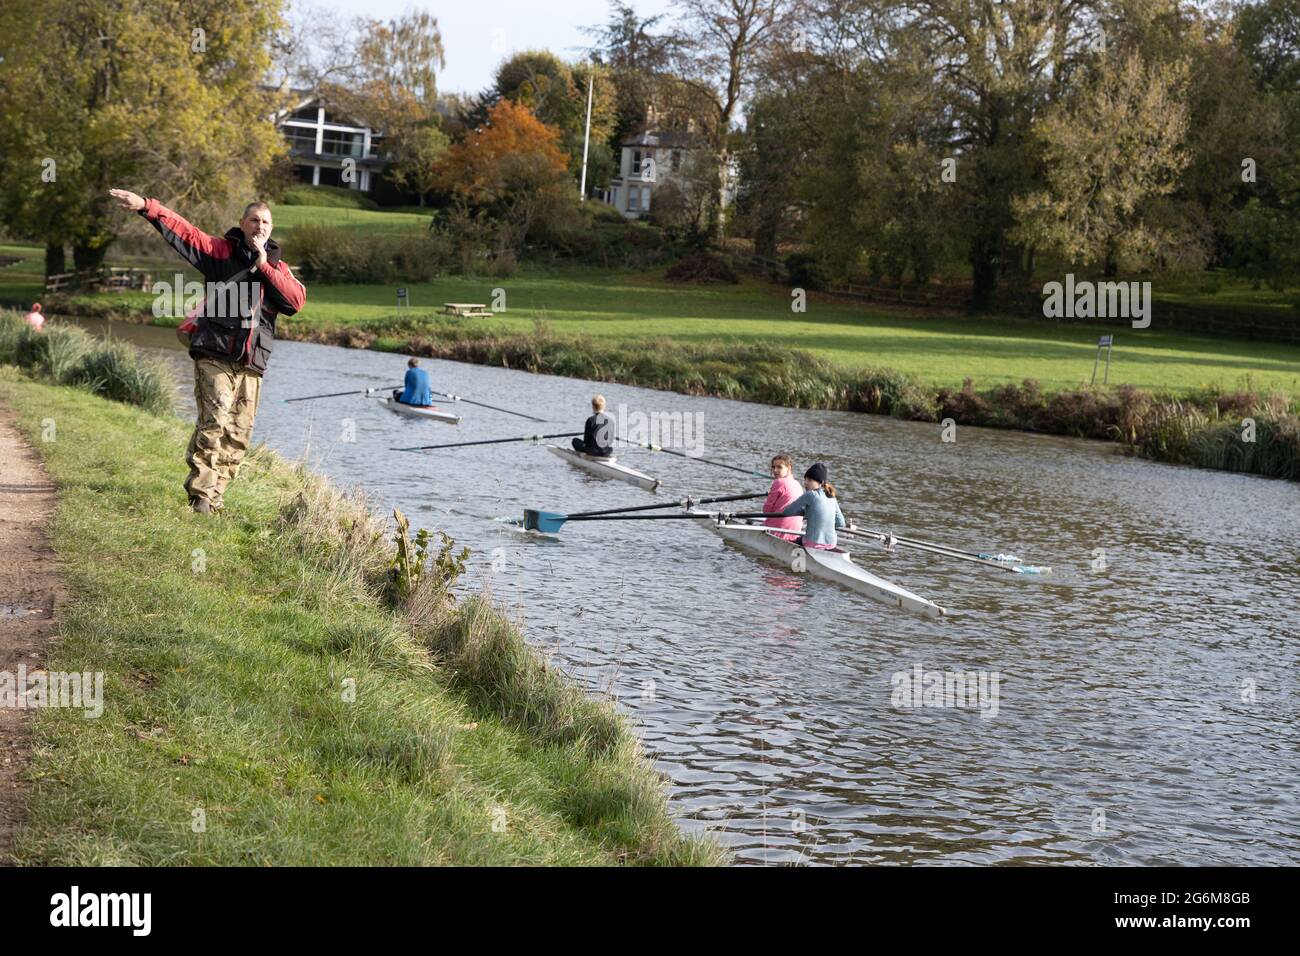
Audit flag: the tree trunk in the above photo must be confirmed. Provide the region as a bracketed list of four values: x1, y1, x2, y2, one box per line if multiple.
[44, 243, 66, 278]
[72, 242, 108, 274]
[709, 147, 729, 241]
[969, 234, 1000, 312]
[1102, 245, 1118, 278]
[753, 205, 778, 261]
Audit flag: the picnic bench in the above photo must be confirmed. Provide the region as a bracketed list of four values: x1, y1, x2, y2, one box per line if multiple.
[440, 302, 493, 318]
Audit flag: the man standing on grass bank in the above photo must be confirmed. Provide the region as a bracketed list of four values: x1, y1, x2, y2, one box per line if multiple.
[109, 188, 306, 514]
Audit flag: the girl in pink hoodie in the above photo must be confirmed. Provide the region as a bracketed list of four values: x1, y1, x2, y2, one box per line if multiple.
[763, 454, 804, 541]
[24, 303, 45, 332]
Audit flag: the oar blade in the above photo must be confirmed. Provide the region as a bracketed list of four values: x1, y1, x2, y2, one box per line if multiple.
[524, 509, 567, 533]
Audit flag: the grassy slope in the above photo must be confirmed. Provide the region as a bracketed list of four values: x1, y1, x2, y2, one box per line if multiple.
[0, 370, 717, 866]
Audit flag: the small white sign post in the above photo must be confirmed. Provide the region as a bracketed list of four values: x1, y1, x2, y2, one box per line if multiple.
[1091, 335, 1113, 385]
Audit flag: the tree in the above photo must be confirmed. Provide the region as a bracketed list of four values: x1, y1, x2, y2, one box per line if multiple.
[668, 0, 799, 237]
[492, 52, 619, 190]
[893, 0, 1106, 307]
[734, 91, 805, 260]
[435, 100, 571, 255]
[586, 1, 682, 143]
[387, 126, 451, 205]
[1011, 54, 1192, 275]
[0, 0, 287, 275]
[1236, 0, 1300, 91]
[312, 11, 449, 203]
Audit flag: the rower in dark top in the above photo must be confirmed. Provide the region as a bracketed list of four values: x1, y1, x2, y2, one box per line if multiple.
[572, 394, 615, 457]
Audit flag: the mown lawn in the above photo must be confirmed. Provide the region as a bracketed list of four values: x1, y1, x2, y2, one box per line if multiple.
[282, 272, 1300, 396]
[3, 200, 1298, 396]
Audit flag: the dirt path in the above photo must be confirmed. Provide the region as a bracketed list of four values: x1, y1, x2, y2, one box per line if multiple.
[0, 405, 62, 865]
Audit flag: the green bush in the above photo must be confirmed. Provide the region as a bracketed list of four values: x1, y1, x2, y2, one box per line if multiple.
[665, 252, 739, 284]
[288, 225, 453, 284]
[785, 252, 827, 291]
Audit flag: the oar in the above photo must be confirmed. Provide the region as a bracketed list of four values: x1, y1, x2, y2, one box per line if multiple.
[525, 493, 764, 533]
[839, 525, 1051, 574]
[615, 437, 767, 478]
[283, 385, 402, 403]
[392, 432, 581, 453]
[429, 389, 547, 422]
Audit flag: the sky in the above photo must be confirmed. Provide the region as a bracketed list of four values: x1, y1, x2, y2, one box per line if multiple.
[307, 0, 676, 97]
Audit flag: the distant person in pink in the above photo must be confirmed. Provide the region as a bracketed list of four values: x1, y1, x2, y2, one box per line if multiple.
[24, 302, 44, 332]
[763, 453, 803, 541]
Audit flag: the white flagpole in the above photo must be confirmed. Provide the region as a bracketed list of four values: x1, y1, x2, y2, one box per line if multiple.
[579, 71, 594, 201]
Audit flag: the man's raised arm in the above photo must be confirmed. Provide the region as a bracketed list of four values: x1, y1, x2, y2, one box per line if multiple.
[109, 188, 226, 278]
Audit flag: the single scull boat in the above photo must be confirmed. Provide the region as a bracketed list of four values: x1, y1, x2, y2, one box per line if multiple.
[379, 398, 461, 425]
[546, 445, 661, 491]
[694, 512, 946, 618]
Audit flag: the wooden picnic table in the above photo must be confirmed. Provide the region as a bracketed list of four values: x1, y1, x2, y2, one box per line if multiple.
[441, 302, 493, 318]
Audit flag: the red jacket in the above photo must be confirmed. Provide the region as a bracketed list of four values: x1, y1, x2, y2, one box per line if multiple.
[140, 198, 305, 374]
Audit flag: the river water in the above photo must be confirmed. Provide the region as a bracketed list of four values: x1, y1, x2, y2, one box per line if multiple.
[76, 318, 1300, 865]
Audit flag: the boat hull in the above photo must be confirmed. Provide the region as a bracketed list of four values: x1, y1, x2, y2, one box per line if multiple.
[380, 398, 461, 425]
[701, 516, 945, 618]
[546, 445, 661, 491]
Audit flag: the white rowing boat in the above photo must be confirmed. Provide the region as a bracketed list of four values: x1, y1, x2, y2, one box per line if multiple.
[545, 445, 661, 491]
[379, 398, 461, 425]
[695, 513, 946, 618]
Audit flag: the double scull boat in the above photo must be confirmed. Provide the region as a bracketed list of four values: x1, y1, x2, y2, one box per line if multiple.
[693, 511, 946, 618]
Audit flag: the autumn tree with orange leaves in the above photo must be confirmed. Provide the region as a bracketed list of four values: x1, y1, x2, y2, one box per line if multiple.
[436, 99, 570, 256]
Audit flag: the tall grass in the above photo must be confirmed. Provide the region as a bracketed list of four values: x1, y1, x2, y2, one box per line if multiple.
[265, 447, 717, 863]
[0, 309, 175, 414]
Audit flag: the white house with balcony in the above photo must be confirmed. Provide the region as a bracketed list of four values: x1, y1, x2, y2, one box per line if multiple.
[275, 95, 388, 193]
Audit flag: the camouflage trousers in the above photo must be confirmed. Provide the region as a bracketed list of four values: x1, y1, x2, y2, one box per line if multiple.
[185, 359, 262, 508]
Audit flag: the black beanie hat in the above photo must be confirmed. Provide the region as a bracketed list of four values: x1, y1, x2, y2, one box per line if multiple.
[805, 462, 828, 484]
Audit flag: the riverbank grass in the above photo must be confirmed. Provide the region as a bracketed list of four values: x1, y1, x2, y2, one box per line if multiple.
[0, 369, 718, 865]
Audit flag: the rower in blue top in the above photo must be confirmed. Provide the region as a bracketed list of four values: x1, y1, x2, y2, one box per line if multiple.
[393, 357, 433, 406]
[777, 462, 851, 550]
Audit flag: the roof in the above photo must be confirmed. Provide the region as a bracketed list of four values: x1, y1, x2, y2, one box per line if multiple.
[619, 128, 704, 149]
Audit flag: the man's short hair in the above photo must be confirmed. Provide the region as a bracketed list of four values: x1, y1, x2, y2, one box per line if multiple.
[242, 201, 271, 219]
[408, 357, 419, 368]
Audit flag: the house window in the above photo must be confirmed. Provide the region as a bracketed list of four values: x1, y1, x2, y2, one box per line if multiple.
[284, 126, 318, 153]
[631, 150, 642, 176]
[627, 186, 650, 213]
[321, 131, 363, 158]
